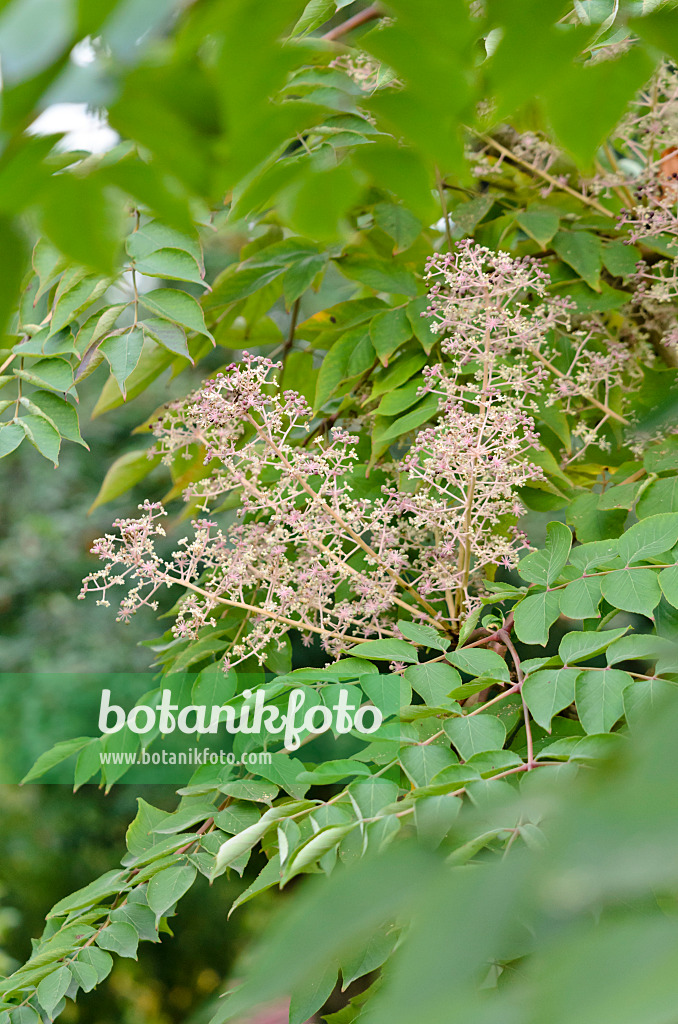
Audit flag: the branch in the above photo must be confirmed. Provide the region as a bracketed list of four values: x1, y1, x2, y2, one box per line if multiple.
[473, 130, 615, 220]
[499, 628, 536, 769]
[529, 346, 630, 426]
[322, 4, 383, 41]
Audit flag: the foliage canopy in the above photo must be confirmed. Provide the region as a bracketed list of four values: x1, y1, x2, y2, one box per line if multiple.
[4, 1, 678, 1023]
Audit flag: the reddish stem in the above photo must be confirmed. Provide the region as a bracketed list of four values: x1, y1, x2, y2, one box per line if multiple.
[322, 4, 382, 40]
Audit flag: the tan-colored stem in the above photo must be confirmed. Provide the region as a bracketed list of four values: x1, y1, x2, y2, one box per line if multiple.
[474, 131, 615, 219]
[157, 571, 370, 646]
[530, 347, 629, 425]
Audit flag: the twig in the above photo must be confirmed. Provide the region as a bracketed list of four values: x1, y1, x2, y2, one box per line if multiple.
[322, 4, 382, 41]
[281, 298, 300, 377]
[473, 131, 615, 219]
[0, 351, 17, 375]
[499, 628, 535, 769]
[435, 166, 454, 251]
[301, 410, 341, 447]
[529, 347, 629, 425]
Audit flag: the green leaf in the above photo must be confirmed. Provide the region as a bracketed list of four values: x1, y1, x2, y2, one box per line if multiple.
[96, 921, 139, 959]
[351, 639, 418, 663]
[446, 648, 510, 681]
[126, 221, 202, 269]
[0, 422, 25, 457]
[76, 947, 113, 984]
[606, 633, 677, 667]
[0, 216, 28, 338]
[516, 206, 560, 247]
[100, 328, 144, 397]
[48, 869, 127, 918]
[337, 255, 418, 297]
[15, 357, 73, 393]
[314, 325, 375, 410]
[400, 744, 458, 787]
[228, 855, 283, 917]
[404, 662, 461, 707]
[444, 715, 506, 760]
[19, 414, 60, 466]
[369, 308, 412, 366]
[600, 568, 662, 617]
[36, 966, 71, 1018]
[559, 575, 602, 619]
[361, 673, 411, 716]
[21, 736, 92, 784]
[142, 318, 190, 361]
[567, 492, 627, 543]
[110, 899, 159, 944]
[146, 863, 197, 918]
[623, 677, 678, 726]
[377, 377, 425, 416]
[33, 237, 66, 301]
[207, 265, 284, 307]
[340, 929, 398, 990]
[373, 202, 422, 252]
[523, 668, 578, 731]
[214, 807, 293, 879]
[140, 289, 213, 340]
[296, 760, 372, 785]
[513, 590, 561, 645]
[134, 247, 206, 288]
[618, 513, 678, 565]
[637, 477, 678, 518]
[545, 45, 655, 164]
[659, 565, 678, 610]
[8, 1007, 39, 1023]
[397, 620, 450, 652]
[449, 195, 495, 238]
[284, 163, 362, 240]
[282, 254, 326, 307]
[644, 436, 678, 474]
[552, 230, 602, 291]
[602, 240, 641, 278]
[370, 345, 427, 399]
[191, 664, 237, 708]
[406, 297, 436, 354]
[29, 391, 87, 448]
[559, 630, 628, 671]
[68, 961, 99, 993]
[575, 668, 632, 733]
[89, 448, 161, 511]
[569, 539, 619, 571]
[598, 480, 642, 512]
[41, 174, 122, 276]
[284, 824, 356, 882]
[292, 0, 336, 39]
[518, 521, 572, 585]
[371, 393, 438, 452]
[0, 0, 74, 83]
[289, 962, 338, 1024]
[254, 755, 310, 800]
[219, 780, 279, 803]
[50, 276, 110, 334]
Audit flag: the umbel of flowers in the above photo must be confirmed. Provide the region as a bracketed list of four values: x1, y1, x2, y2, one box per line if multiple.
[80, 243, 628, 666]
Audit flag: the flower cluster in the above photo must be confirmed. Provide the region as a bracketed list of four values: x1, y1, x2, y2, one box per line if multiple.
[83, 245, 624, 665]
[424, 242, 634, 458]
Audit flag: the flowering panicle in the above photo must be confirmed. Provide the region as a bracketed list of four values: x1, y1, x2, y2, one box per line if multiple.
[424, 242, 633, 458]
[82, 245, 622, 664]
